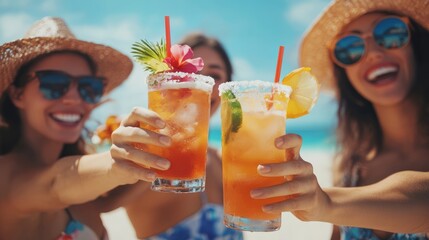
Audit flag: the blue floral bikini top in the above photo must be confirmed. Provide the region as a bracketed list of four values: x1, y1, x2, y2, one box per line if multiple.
[144, 193, 243, 240]
[340, 164, 428, 240]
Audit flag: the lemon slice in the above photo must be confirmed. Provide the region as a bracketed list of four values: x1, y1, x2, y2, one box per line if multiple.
[221, 90, 242, 143]
[282, 67, 319, 118]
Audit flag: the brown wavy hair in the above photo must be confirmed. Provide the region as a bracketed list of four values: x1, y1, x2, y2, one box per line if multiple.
[0, 50, 96, 156]
[333, 17, 429, 186]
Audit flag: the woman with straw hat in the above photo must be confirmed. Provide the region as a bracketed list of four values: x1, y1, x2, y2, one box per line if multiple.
[0, 17, 170, 239]
[250, 0, 429, 239]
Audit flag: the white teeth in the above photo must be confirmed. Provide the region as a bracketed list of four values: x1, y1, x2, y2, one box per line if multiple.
[52, 113, 81, 123]
[368, 66, 398, 81]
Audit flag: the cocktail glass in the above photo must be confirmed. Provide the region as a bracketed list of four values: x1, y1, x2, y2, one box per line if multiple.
[138, 72, 214, 193]
[219, 80, 291, 231]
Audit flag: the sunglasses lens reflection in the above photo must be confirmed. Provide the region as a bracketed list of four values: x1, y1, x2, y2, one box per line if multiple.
[334, 35, 365, 65]
[374, 17, 410, 49]
[78, 77, 104, 104]
[37, 71, 104, 103]
[38, 71, 70, 100]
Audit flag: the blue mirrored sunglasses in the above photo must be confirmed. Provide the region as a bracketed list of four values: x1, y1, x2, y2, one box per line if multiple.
[332, 17, 411, 66]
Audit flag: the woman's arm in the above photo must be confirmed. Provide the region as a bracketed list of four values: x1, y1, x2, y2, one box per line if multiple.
[7, 150, 164, 214]
[251, 134, 429, 233]
[6, 107, 171, 214]
[323, 170, 429, 233]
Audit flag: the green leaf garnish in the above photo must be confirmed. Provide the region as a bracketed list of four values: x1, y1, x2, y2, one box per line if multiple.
[131, 39, 170, 73]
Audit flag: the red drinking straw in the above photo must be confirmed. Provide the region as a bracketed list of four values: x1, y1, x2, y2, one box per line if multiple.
[274, 46, 285, 83]
[165, 16, 172, 58]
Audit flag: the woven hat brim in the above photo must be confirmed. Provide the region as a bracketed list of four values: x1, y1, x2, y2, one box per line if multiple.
[0, 37, 133, 96]
[299, 0, 429, 92]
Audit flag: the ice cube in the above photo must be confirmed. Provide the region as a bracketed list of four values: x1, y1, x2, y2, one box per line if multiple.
[239, 95, 266, 112]
[174, 103, 198, 126]
[183, 126, 196, 135]
[172, 132, 186, 142]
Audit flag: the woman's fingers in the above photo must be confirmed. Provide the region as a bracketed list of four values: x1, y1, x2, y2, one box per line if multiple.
[262, 193, 316, 216]
[257, 158, 313, 177]
[110, 144, 170, 171]
[111, 107, 172, 148]
[251, 174, 317, 199]
[109, 107, 172, 182]
[111, 125, 171, 147]
[112, 157, 158, 182]
[249, 133, 323, 217]
[122, 107, 166, 129]
[275, 133, 302, 152]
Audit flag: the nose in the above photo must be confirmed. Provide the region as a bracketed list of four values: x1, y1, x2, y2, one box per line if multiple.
[60, 82, 82, 104]
[365, 38, 384, 62]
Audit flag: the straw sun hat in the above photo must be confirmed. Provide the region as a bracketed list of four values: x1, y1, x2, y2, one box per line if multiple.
[299, 0, 429, 91]
[0, 16, 133, 96]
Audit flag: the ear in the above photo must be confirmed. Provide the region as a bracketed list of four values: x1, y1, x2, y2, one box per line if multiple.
[8, 86, 25, 109]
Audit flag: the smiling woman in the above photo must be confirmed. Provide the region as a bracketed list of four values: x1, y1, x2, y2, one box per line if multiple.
[0, 16, 168, 240]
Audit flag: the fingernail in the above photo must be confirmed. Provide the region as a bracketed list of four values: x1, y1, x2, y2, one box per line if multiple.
[156, 119, 166, 128]
[156, 159, 170, 170]
[258, 165, 271, 174]
[159, 136, 171, 146]
[275, 137, 284, 148]
[250, 190, 263, 198]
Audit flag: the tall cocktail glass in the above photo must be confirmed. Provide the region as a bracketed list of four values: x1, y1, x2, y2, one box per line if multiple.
[138, 72, 214, 193]
[219, 80, 291, 231]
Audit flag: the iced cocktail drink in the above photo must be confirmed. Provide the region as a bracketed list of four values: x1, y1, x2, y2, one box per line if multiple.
[219, 80, 291, 231]
[138, 72, 214, 193]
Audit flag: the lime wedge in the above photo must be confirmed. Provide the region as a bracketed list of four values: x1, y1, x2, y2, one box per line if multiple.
[221, 90, 242, 143]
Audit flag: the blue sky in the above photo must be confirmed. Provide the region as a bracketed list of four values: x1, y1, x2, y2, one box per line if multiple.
[0, 0, 337, 132]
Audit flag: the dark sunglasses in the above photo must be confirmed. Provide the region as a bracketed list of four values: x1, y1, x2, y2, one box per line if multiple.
[29, 70, 105, 104]
[331, 16, 411, 67]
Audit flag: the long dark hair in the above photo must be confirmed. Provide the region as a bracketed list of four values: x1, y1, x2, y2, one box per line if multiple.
[333, 17, 429, 186]
[0, 50, 96, 156]
[179, 32, 233, 82]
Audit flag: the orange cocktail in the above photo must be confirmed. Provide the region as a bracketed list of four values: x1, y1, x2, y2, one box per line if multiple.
[220, 80, 291, 231]
[142, 72, 214, 193]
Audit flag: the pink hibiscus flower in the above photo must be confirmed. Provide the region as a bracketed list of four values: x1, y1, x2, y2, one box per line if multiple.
[164, 44, 204, 73]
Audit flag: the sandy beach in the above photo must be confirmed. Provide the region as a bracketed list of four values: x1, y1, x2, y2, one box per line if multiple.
[101, 148, 335, 240]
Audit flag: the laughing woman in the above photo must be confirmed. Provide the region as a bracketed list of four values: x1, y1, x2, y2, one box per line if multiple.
[251, 0, 429, 239]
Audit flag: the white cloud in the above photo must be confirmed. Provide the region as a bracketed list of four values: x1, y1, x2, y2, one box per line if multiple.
[285, 1, 329, 28]
[74, 16, 142, 54]
[0, 13, 33, 43]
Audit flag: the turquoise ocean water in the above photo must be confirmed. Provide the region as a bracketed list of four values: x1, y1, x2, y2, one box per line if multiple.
[92, 125, 337, 153]
[208, 126, 336, 151]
